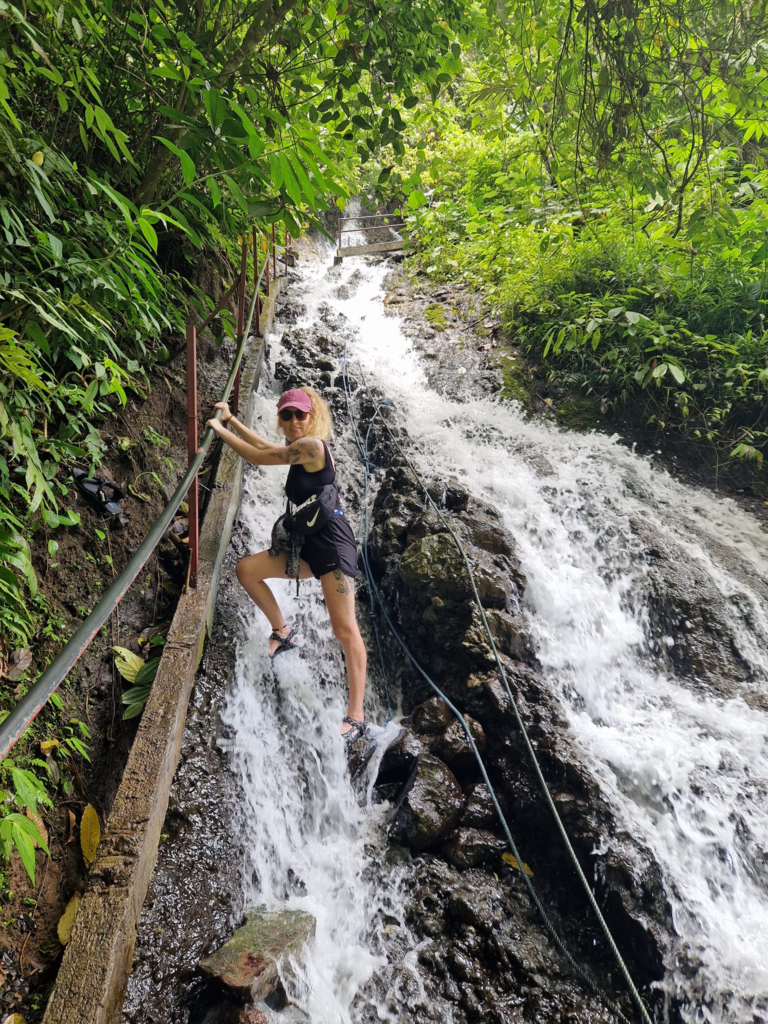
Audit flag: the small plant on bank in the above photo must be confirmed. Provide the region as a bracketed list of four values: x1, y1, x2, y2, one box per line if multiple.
[113, 645, 162, 720]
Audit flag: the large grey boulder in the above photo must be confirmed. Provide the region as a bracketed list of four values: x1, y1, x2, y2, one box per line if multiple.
[199, 907, 315, 1000]
[389, 753, 464, 851]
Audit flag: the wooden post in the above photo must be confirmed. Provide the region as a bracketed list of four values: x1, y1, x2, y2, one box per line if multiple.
[271, 223, 276, 280]
[186, 323, 199, 588]
[233, 238, 247, 417]
[265, 233, 270, 297]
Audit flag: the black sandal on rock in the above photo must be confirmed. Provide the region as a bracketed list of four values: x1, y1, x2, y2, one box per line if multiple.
[268, 626, 299, 660]
[342, 716, 369, 743]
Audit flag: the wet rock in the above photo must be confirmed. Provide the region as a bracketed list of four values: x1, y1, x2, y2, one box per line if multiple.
[455, 502, 515, 558]
[464, 607, 530, 663]
[376, 728, 424, 785]
[442, 828, 507, 869]
[412, 696, 453, 734]
[460, 783, 498, 829]
[446, 871, 505, 933]
[443, 482, 470, 511]
[389, 753, 464, 851]
[198, 906, 315, 1001]
[400, 532, 469, 602]
[432, 716, 486, 776]
[217, 1007, 270, 1024]
[482, 662, 541, 720]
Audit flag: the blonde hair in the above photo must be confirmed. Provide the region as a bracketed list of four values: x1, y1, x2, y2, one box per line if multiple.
[277, 385, 332, 441]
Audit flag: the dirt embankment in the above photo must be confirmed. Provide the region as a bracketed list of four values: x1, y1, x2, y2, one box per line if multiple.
[0, 246, 241, 1022]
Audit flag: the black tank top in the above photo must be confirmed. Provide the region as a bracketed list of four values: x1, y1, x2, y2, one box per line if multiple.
[285, 440, 341, 510]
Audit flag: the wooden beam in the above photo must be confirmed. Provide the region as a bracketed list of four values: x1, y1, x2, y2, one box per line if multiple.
[42, 279, 287, 1024]
[336, 240, 406, 257]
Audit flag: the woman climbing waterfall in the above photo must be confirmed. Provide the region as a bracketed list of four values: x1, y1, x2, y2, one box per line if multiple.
[207, 386, 369, 741]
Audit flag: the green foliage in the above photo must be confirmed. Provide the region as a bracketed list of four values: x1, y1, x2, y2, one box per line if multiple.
[0, 713, 90, 888]
[112, 644, 161, 718]
[0, 0, 470, 650]
[0, 758, 52, 884]
[121, 656, 161, 719]
[396, 73, 768, 467]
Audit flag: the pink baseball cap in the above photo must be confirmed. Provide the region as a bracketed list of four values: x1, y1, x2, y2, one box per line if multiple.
[277, 388, 312, 413]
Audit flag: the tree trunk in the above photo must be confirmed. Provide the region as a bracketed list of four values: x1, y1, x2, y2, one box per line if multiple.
[134, 0, 301, 207]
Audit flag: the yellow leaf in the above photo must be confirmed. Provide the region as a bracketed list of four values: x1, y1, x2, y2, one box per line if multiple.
[3, 1015, 28, 1024]
[111, 646, 143, 683]
[40, 739, 60, 755]
[57, 893, 81, 945]
[25, 807, 48, 847]
[67, 809, 76, 843]
[502, 852, 534, 876]
[80, 804, 100, 864]
[32, 151, 44, 167]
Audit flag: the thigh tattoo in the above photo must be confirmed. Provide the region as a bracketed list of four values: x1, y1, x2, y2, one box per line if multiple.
[332, 568, 351, 594]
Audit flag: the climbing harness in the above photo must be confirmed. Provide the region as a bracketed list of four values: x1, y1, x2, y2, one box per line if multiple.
[340, 352, 654, 1024]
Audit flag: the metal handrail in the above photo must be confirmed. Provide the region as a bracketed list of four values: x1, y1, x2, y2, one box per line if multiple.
[339, 224, 405, 235]
[0, 238, 275, 760]
[338, 213, 402, 221]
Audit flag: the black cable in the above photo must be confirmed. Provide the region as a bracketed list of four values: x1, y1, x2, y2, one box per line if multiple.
[339, 354, 651, 1024]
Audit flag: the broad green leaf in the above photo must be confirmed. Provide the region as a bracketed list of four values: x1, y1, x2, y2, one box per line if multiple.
[134, 657, 160, 686]
[112, 646, 143, 682]
[278, 154, 301, 207]
[154, 137, 195, 186]
[137, 218, 158, 251]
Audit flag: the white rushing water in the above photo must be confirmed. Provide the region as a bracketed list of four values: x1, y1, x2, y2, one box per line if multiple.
[220, 385, 440, 1024]
[222, 243, 768, 1023]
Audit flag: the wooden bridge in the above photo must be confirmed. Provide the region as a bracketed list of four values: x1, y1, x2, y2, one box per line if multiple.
[335, 213, 407, 261]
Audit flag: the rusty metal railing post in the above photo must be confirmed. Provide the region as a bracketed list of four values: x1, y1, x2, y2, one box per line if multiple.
[271, 224, 276, 280]
[186, 322, 199, 588]
[232, 237, 247, 417]
[253, 226, 260, 335]
[338, 217, 342, 251]
[265, 232, 270, 296]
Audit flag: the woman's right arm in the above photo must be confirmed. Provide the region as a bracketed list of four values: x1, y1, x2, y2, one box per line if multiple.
[213, 402, 271, 449]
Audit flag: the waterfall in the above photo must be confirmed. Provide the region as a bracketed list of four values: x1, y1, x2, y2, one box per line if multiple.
[218, 245, 768, 1023]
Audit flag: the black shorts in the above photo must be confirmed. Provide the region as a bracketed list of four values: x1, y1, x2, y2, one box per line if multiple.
[299, 511, 359, 580]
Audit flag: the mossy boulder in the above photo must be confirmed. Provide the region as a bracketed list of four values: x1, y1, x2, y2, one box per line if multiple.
[199, 906, 315, 1000]
[399, 532, 469, 602]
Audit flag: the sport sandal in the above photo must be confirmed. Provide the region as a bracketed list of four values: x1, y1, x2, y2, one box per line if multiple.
[342, 716, 369, 743]
[269, 626, 299, 660]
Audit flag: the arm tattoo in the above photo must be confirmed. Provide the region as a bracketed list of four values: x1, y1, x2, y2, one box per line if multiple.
[267, 438, 323, 465]
[332, 568, 351, 594]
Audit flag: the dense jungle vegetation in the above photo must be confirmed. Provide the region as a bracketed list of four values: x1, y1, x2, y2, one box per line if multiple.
[0, 0, 766, 893]
[385, 1, 768, 473]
